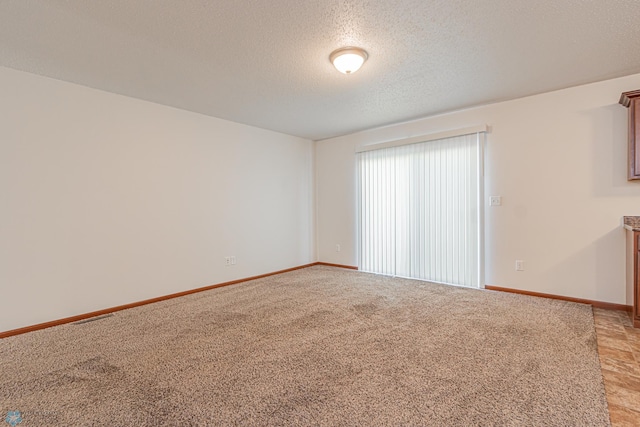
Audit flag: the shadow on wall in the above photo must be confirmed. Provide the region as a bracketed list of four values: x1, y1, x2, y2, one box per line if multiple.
[541, 227, 626, 304]
[594, 228, 628, 304]
[585, 103, 634, 198]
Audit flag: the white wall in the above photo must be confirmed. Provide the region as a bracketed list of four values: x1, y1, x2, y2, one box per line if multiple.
[0, 66, 315, 332]
[316, 73, 640, 305]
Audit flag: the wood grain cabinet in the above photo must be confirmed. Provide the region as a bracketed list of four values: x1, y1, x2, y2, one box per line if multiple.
[619, 90, 640, 181]
[625, 218, 640, 328]
[635, 233, 640, 328]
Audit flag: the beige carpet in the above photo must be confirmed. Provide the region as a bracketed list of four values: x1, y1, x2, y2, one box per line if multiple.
[0, 266, 609, 426]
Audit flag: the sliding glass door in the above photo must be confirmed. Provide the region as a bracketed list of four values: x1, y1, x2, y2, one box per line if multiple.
[357, 132, 483, 288]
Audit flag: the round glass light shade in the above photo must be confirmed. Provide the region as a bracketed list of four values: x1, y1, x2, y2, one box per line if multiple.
[330, 47, 368, 74]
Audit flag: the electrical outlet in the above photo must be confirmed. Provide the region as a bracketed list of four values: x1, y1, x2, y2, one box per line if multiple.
[515, 260, 524, 271]
[225, 256, 231, 266]
[489, 196, 502, 206]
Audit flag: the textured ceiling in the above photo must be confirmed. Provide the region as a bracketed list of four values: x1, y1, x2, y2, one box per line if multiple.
[1, 1, 640, 140]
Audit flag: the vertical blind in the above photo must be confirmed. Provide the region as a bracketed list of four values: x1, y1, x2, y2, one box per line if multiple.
[357, 132, 482, 288]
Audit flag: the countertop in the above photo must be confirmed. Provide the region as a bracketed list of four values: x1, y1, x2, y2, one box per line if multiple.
[624, 216, 640, 231]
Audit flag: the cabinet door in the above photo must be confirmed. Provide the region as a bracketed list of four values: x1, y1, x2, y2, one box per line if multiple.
[630, 99, 640, 180]
[637, 233, 640, 320]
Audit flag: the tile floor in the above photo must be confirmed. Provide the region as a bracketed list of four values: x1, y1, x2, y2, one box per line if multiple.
[593, 308, 640, 426]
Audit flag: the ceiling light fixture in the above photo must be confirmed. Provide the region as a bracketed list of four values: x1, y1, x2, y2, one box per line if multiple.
[330, 47, 368, 74]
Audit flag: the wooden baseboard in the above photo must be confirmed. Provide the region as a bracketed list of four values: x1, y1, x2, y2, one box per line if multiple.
[0, 263, 320, 339]
[485, 285, 632, 312]
[8, 266, 627, 338]
[315, 262, 359, 270]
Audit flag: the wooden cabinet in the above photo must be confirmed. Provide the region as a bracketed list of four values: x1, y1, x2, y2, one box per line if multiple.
[619, 90, 640, 181]
[636, 233, 640, 328]
[625, 226, 640, 328]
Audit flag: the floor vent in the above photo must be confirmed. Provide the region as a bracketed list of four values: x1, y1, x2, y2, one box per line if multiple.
[73, 314, 114, 325]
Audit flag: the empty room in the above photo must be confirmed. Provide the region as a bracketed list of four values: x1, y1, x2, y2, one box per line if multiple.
[2, 1, 640, 426]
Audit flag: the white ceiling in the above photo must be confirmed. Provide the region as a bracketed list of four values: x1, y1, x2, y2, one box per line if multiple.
[2, 1, 640, 141]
